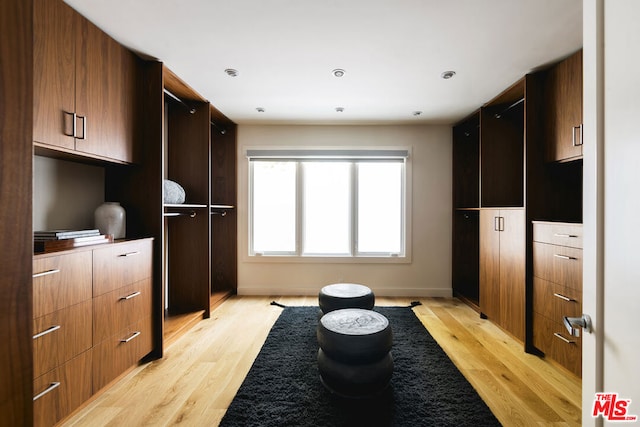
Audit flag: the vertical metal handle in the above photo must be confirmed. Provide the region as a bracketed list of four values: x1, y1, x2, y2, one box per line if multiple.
[33, 382, 61, 401]
[77, 115, 86, 140]
[499, 216, 505, 231]
[572, 124, 583, 147]
[63, 111, 75, 137]
[494, 217, 499, 232]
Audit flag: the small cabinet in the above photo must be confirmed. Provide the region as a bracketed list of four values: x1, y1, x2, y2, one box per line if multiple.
[33, 0, 137, 164]
[532, 221, 583, 376]
[544, 50, 583, 162]
[480, 209, 526, 341]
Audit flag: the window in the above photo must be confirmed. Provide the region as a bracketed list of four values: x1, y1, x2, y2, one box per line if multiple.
[248, 149, 409, 258]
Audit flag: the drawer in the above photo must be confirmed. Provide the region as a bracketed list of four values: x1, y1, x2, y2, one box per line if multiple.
[533, 277, 582, 323]
[533, 242, 583, 291]
[532, 313, 581, 377]
[33, 350, 92, 427]
[93, 278, 152, 343]
[533, 221, 583, 248]
[33, 250, 92, 318]
[92, 316, 153, 391]
[93, 239, 153, 296]
[33, 300, 92, 378]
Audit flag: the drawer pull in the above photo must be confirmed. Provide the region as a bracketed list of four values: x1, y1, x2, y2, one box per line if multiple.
[33, 325, 61, 340]
[32, 269, 61, 278]
[553, 233, 579, 238]
[118, 251, 140, 257]
[553, 254, 578, 261]
[553, 333, 576, 345]
[120, 291, 141, 301]
[33, 382, 60, 401]
[120, 331, 141, 343]
[553, 293, 576, 302]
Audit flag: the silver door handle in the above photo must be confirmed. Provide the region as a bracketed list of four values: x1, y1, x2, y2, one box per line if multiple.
[33, 382, 60, 401]
[554, 254, 578, 261]
[563, 314, 593, 337]
[120, 331, 141, 343]
[553, 293, 576, 302]
[33, 325, 61, 340]
[120, 291, 141, 300]
[33, 268, 60, 278]
[553, 333, 576, 344]
[118, 251, 140, 257]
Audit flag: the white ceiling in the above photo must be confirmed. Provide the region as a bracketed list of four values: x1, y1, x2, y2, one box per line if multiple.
[64, 0, 582, 125]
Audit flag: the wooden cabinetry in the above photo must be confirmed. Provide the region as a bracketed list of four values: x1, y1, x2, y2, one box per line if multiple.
[480, 209, 526, 341]
[532, 222, 583, 376]
[32, 239, 153, 426]
[33, 0, 137, 164]
[544, 50, 583, 163]
[32, 251, 94, 427]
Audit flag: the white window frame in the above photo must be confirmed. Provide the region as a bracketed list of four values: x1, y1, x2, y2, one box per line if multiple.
[247, 147, 412, 263]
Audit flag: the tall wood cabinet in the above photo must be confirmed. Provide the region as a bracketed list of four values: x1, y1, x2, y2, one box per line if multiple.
[33, 0, 137, 164]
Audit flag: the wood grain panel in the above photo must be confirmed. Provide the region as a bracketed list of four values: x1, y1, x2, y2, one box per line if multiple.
[533, 277, 555, 318]
[32, 300, 92, 378]
[532, 242, 583, 291]
[33, 250, 93, 318]
[533, 221, 583, 248]
[479, 209, 500, 321]
[93, 278, 152, 343]
[499, 209, 525, 341]
[33, 350, 92, 427]
[32, 0, 76, 149]
[92, 239, 153, 296]
[92, 316, 153, 391]
[1, 0, 34, 423]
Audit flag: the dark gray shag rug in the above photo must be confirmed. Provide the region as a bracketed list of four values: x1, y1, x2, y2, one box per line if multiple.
[219, 305, 501, 427]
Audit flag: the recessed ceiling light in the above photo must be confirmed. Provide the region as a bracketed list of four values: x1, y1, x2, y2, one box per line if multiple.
[335, 107, 344, 113]
[256, 107, 265, 113]
[225, 68, 239, 77]
[332, 69, 346, 78]
[413, 111, 422, 116]
[441, 70, 456, 80]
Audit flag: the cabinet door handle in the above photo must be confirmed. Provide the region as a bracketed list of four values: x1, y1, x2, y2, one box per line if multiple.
[553, 332, 576, 345]
[553, 233, 579, 238]
[120, 291, 141, 301]
[77, 115, 86, 140]
[33, 325, 61, 340]
[554, 254, 578, 261]
[32, 268, 60, 278]
[63, 111, 75, 137]
[33, 382, 61, 401]
[499, 216, 505, 232]
[572, 124, 584, 147]
[120, 331, 141, 343]
[553, 293, 576, 302]
[118, 251, 140, 257]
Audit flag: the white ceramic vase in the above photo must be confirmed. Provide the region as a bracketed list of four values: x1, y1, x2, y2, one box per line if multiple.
[95, 202, 126, 239]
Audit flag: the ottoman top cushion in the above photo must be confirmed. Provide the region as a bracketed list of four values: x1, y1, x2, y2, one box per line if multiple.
[321, 283, 372, 298]
[320, 308, 389, 336]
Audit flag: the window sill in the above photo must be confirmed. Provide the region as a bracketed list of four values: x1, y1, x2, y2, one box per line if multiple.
[243, 254, 411, 264]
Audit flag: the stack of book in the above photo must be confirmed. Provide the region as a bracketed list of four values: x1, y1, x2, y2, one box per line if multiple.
[34, 229, 113, 253]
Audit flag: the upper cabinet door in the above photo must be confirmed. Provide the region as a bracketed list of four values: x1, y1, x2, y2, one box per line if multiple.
[33, 0, 76, 149]
[545, 50, 583, 162]
[33, 0, 136, 164]
[76, 18, 136, 163]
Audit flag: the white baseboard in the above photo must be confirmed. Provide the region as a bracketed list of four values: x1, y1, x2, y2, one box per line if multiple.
[237, 286, 452, 298]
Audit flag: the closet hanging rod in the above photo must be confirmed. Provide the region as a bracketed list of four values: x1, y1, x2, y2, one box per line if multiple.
[163, 89, 196, 114]
[494, 97, 524, 119]
[211, 121, 227, 135]
[163, 211, 197, 218]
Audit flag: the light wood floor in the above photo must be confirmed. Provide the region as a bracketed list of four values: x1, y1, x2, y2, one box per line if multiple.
[62, 296, 581, 426]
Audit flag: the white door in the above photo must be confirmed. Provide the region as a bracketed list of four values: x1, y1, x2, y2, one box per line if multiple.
[583, 1, 640, 425]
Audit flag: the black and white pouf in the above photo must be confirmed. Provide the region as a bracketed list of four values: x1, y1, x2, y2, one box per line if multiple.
[318, 283, 375, 314]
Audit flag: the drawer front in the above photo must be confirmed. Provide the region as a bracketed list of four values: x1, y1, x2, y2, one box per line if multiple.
[93, 239, 153, 296]
[92, 316, 153, 391]
[532, 313, 582, 377]
[33, 251, 93, 318]
[33, 300, 93, 378]
[533, 242, 583, 290]
[533, 222, 583, 248]
[533, 277, 554, 318]
[33, 350, 92, 427]
[93, 278, 152, 343]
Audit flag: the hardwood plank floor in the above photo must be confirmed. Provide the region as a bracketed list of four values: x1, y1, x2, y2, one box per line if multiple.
[62, 296, 581, 426]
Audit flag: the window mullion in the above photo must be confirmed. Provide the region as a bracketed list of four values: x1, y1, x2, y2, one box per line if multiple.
[351, 162, 357, 256]
[296, 161, 303, 256]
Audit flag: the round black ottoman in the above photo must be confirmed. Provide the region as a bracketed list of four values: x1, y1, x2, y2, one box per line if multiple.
[318, 283, 375, 314]
[317, 308, 393, 398]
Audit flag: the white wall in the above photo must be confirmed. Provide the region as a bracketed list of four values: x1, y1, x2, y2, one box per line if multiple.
[236, 124, 452, 297]
[33, 156, 104, 231]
